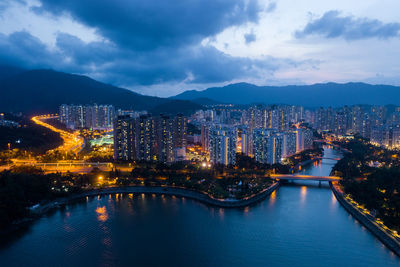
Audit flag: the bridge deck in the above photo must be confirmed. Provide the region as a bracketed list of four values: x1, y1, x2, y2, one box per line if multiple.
[270, 174, 341, 181]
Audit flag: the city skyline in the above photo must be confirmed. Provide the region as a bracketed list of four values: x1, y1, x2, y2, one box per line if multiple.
[2, 1, 400, 266]
[0, 0, 399, 96]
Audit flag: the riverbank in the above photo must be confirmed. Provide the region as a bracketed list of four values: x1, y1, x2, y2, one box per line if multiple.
[32, 182, 280, 215]
[330, 181, 400, 257]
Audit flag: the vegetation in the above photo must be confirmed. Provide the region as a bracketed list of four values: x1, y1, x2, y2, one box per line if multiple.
[0, 115, 63, 165]
[0, 167, 91, 228]
[115, 156, 276, 199]
[0, 156, 281, 229]
[332, 135, 400, 230]
[284, 145, 323, 168]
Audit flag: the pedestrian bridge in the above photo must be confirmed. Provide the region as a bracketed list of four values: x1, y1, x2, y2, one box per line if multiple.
[270, 174, 341, 182]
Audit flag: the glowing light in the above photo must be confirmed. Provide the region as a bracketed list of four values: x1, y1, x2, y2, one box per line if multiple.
[96, 206, 108, 222]
[300, 186, 307, 203]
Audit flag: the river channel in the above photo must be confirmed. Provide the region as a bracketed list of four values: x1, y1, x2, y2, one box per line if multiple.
[1, 146, 399, 266]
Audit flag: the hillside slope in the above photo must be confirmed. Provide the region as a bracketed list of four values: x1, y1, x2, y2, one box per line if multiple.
[173, 82, 400, 107]
[0, 69, 201, 115]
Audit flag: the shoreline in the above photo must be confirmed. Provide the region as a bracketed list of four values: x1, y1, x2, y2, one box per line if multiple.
[32, 182, 281, 213]
[1, 182, 280, 236]
[330, 182, 400, 257]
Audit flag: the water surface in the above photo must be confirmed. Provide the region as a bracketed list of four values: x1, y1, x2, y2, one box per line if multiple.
[1, 147, 399, 266]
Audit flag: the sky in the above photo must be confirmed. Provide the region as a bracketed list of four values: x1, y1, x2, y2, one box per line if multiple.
[0, 0, 399, 97]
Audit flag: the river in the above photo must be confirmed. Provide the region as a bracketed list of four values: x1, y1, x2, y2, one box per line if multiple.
[1, 146, 399, 266]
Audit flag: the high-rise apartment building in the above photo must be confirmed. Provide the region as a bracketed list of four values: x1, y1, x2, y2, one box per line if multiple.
[173, 114, 187, 149]
[114, 114, 187, 163]
[135, 114, 155, 162]
[156, 115, 174, 163]
[252, 129, 283, 165]
[295, 128, 313, 152]
[201, 124, 210, 152]
[59, 104, 114, 129]
[209, 126, 237, 165]
[114, 115, 135, 161]
[282, 131, 297, 158]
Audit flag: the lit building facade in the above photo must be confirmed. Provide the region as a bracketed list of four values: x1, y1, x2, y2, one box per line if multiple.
[60, 104, 115, 129]
[209, 126, 237, 165]
[114, 115, 135, 161]
[252, 129, 283, 165]
[114, 114, 187, 163]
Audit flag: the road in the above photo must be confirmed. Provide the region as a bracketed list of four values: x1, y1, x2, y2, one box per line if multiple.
[270, 174, 341, 181]
[31, 115, 85, 154]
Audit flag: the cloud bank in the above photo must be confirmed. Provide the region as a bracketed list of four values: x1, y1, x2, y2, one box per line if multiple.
[0, 0, 304, 95]
[296, 10, 400, 40]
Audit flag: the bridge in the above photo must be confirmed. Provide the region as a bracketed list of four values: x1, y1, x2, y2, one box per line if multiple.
[270, 174, 341, 182]
[5, 160, 116, 174]
[313, 156, 342, 161]
[11, 160, 112, 167]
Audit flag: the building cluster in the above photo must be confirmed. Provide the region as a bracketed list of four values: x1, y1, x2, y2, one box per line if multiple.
[192, 105, 304, 130]
[306, 105, 400, 148]
[114, 114, 187, 163]
[59, 104, 115, 130]
[192, 105, 313, 165]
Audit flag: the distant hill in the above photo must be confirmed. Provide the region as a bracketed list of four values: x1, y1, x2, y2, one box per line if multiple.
[172, 82, 400, 107]
[0, 65, 25, 80]
[150, 100, 203, 116]
[0, 69, 202, 115]
[189, 97, 222, 106]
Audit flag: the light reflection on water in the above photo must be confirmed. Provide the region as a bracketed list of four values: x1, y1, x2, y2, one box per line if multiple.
[269, 190, 276, 206]
[300, 186, 307, 204]
[95, 206, 108, 222]
[1, 146, 400, 266]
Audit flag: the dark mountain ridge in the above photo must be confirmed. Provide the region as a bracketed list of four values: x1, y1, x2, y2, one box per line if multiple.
[173, 82, 400, 107]
[0, 69, 202, 115]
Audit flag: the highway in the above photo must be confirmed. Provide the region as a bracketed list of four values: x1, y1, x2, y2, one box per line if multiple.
[31, 115, 85, 154]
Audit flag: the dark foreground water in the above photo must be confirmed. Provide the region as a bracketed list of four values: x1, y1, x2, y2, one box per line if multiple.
[1, 147, 399, 266]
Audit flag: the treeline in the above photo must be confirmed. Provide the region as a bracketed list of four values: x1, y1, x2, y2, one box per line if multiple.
[344, 167, 400, 230]
[113, 157, 275, 199]
[332, 135, 400, 230]
[285, 146, 323, 167]
[0, 167, 93, 228]
[0, 159, 278, 228]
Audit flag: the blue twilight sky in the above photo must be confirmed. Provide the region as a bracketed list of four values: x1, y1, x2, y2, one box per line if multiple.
[0, 0, 399, 96]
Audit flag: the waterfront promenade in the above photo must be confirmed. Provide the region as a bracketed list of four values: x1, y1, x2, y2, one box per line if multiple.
[32, 183, 280, 215]
[331, 182, 400, 257]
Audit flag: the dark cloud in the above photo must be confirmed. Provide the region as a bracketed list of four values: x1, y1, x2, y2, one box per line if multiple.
[244, 31, 256, 44]
[0, 29, 304, 91]
[55, 33, 292, 85]
[295, 10, 400, 40]
[0, 0, 307, 94]
[35, 0, 261, 50]
[0, 31, 62, 68]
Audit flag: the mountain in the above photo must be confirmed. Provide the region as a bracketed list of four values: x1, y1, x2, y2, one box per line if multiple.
[189, 97, 222, 106]
[0, 69, 202, 115]
[0, 65, 25, 80]
[173, 82, 400, 107]
[150, 100, 203, 115]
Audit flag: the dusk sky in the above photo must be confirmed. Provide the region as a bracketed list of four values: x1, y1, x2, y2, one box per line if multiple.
[1, 0, 399, 96]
